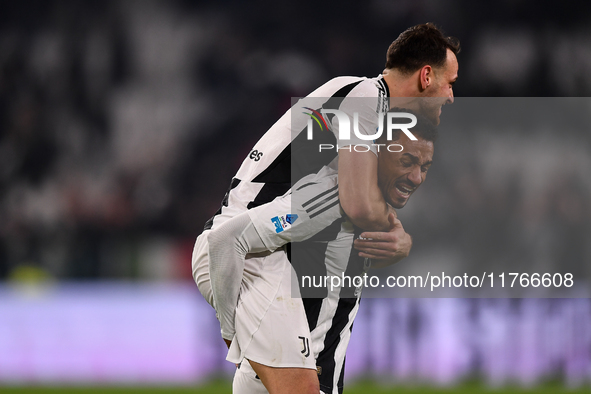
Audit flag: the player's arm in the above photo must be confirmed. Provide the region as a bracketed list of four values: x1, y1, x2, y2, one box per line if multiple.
[336, 89, 394, 232]
[208, 212, 268, 341]
[338, 149, 392, 232]
[353, 213, 413, 268]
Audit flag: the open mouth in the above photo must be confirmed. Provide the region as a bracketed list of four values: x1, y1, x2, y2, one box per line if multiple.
[395, 184, 415, 199]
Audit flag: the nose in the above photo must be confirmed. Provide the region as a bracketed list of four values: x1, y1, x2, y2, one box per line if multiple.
[407, 166, 423, 186]
[447, 90, 454, 104]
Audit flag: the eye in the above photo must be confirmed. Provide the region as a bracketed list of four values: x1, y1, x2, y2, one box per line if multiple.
[401, 161, 412, 168]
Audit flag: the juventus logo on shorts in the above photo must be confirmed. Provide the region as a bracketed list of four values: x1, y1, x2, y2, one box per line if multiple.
[298, 336, 310, 357]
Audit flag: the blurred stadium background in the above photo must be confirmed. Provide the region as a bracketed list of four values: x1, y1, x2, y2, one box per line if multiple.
[1, 0, 591, 392]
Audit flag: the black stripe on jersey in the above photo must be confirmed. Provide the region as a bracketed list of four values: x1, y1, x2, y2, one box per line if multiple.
[290, 122, 338, 183]
[253, 80, 362, 186]
[309, 199, 340, 219]
[302, 185, 338, 208]
[247, 80, 362, 213]
[251, 143, 291, 184]
[203, 178, 241, 230]
[291, 240, 329, 299]
[289, 217, 345, 300]
[314, 226, 365, 393]
[302, 298, 324, 333]
[338, 226, 366, 298]
[305, 191, 338, 214]
[246, 182, 291, 209]
[296, 182, 318, 191]
[317, 297, 358, 394]
[322, 80, 364, 114]
[376, 76, 390, 115]
[250, 119, 336, 196]
[378, 76, 390, 98]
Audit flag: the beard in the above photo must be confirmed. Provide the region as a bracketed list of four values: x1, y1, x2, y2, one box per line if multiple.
[417, 99, 444, 126]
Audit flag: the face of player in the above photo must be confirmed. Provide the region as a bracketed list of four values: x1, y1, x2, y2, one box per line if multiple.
[420, 49, 458, 125]
[377, 134, 434, 209]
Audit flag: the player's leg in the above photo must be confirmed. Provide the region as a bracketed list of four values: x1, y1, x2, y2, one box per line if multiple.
[233, 359, 269, 394]
[247, 359, 319, 394]
[231, 251, 319, 394]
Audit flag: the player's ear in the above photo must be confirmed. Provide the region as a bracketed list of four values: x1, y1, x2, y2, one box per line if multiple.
[419, 65, 432, 91]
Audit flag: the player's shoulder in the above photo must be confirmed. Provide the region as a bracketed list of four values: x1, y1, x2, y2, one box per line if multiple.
[308, 75, 387, 99]
[307, 76, 366, 97]
[348, 75, 388, 98]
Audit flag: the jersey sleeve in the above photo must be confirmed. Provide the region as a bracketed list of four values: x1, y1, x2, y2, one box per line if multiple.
[247, 169, 343, 250]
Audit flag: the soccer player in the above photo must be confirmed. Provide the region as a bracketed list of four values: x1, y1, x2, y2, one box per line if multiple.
[203, 110, 437, 394]
[193, 23, 458, 393]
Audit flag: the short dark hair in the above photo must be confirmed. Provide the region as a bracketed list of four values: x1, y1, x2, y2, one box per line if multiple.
[385, 23, 460, 74]
[376, 107, 438, 144]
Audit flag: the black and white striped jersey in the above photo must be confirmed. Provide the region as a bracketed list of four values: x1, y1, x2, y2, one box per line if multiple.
[289, 201, 367, 394]
[203, 75, 390, 232]
[258, 163, 365, 394]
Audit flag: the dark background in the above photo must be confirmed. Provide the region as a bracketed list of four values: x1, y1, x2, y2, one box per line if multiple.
[0, 0, 590, 285]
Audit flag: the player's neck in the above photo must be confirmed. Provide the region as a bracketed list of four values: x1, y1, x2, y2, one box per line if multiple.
[382, 68, 422, 105]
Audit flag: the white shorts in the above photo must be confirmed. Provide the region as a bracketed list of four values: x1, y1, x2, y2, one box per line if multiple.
[227, 249, 315, 369]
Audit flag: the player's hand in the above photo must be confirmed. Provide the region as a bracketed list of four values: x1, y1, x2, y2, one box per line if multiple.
[353, 213, 412, 267]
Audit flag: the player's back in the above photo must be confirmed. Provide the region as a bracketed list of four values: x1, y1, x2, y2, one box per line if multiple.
[204, 75, 388, 232]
